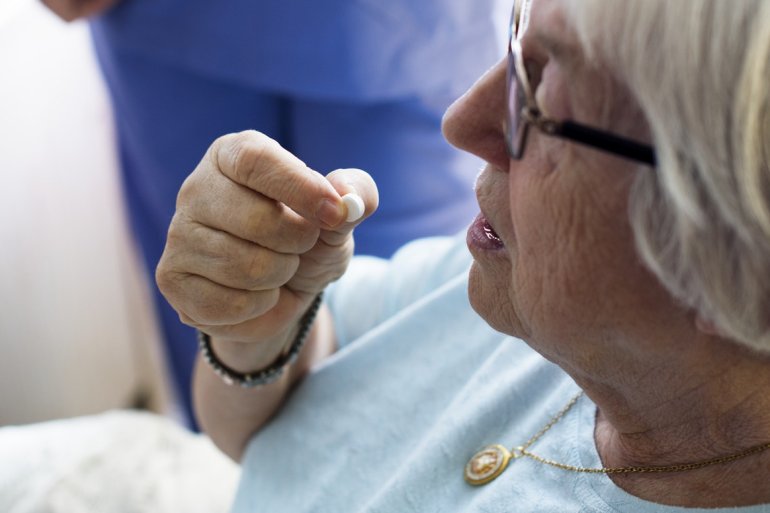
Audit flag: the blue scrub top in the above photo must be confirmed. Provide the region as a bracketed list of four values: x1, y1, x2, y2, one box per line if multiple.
[93, 0, 506, 100]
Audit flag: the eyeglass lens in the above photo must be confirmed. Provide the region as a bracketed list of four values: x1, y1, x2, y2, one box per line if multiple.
[506, 0, 528, 159]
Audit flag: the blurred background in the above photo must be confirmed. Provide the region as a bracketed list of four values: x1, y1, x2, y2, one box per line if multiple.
[0, 0, 173, 426]
[0, 0, 507, 430]
[0, 1, 505, 509]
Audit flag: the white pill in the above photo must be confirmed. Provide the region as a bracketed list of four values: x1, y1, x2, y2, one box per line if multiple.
[342, 192, 365, 223]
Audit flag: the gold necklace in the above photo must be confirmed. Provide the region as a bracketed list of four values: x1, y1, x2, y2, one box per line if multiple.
[465, 391, 770, 486]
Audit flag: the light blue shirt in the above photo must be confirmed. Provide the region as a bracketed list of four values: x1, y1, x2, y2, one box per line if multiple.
[233, 235, 770, 512]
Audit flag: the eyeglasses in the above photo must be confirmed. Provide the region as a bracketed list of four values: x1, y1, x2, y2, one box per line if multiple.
[506, 0, 656, 166]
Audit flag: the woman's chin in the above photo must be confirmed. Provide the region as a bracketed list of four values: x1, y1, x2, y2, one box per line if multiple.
[467, 262, 518, 337]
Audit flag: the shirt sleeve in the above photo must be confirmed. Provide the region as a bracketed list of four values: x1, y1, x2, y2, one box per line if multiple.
[325, 233, 472, 349]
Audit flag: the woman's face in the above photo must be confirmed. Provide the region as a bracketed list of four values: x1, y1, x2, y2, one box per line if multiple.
[443, 0, 673, 363]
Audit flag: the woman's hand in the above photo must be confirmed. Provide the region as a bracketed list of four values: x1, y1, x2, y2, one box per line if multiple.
[156, 130, 378, 372]
[41, 0, 123, 21]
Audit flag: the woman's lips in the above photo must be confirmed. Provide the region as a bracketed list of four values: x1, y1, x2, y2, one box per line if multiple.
[467, 213, 505, 251]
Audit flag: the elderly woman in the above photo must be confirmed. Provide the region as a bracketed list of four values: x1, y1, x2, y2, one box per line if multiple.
[156, 0, 770, 510]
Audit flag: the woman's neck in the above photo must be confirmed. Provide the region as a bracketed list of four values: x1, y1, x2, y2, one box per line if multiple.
[573, 334, 770, 507]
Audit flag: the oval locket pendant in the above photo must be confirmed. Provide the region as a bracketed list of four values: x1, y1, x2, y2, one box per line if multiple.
[464, 444, 512, 485]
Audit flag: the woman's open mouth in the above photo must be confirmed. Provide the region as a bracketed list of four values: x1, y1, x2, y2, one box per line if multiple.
[467, 213, 505, 251]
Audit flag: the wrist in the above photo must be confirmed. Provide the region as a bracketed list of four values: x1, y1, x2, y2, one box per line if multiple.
[207, 327, 297, 374]
[198, 293, 323, 388]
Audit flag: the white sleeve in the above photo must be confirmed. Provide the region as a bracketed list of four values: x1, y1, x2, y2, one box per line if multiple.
[325, 233, 472, 349]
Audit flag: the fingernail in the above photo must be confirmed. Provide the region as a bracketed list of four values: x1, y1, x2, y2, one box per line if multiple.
[316, 199, 345, 227]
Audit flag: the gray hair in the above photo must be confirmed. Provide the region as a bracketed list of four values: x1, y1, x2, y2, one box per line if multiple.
[565, 0, 770, 352]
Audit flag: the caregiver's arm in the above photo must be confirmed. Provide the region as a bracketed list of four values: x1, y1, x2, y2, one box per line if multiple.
[41, 0, 123, 21]
[156, 131, 378, 461]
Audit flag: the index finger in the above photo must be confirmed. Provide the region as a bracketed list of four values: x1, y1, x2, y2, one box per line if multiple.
[211, 131, 347, 229]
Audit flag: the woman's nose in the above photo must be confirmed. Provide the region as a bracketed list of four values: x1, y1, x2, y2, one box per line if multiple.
[442, 58, 510, 172]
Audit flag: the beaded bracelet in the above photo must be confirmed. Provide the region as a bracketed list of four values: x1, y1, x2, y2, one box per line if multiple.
[197, 293, 323, 388]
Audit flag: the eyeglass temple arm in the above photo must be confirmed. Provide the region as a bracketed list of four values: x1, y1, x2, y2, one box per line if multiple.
[558, 121, 656, 166]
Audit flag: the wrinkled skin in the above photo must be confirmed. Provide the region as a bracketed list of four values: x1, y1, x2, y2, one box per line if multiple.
[156, 131, 378, 367]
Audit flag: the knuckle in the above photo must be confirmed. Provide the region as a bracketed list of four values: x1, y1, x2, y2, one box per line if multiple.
[242, 249, 271, 288]
[164, 216, 188, 248]
[177, 157, 215, 210]
[224, 291, 258, 321]
[201, 232, 263, 289]
[229, 288, 279, 321]
[245, 199, 283, 235]
[188, 289, 251, 326]
[274, 221, 319, 254]
[224, 131, 275, 184]
[294, 228, 320, 253]
[176, 174, 198, 207]
[154, 261, 172, 294]
[155, 270, 189, 316]
[161, 220, 195, 264]
[245, 251, 299, 289]
[177, 310, 196, 327]
[248, 203, 320, 254]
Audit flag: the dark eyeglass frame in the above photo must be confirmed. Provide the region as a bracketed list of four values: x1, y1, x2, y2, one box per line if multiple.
[506, 0, 656, 166]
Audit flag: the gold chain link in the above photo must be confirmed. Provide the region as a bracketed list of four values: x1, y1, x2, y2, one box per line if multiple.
[512, 391, 770, 474]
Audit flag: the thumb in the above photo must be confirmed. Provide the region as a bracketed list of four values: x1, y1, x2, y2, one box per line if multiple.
[321, 168, 379, 243]
[285, 168, 378, 294]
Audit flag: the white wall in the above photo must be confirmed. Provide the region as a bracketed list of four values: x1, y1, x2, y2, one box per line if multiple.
[0, 0, 171, 425]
